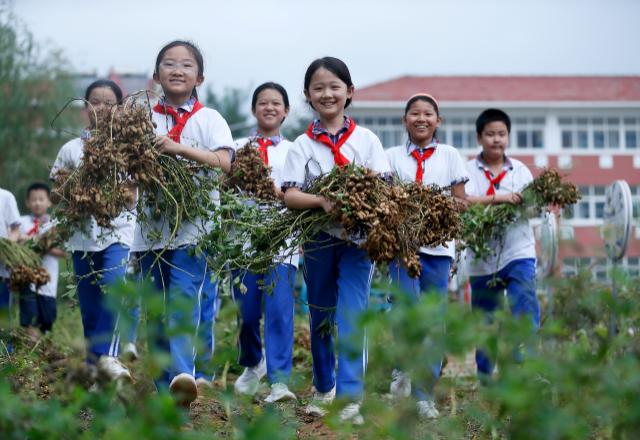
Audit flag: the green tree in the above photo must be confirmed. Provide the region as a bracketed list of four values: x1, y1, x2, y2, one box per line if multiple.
[203, 85, 251, 138]
[0, 3, 78, 208]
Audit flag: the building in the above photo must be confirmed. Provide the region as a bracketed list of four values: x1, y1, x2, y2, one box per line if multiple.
[349, 76, 640, 280]
[73, 69, 156, 99]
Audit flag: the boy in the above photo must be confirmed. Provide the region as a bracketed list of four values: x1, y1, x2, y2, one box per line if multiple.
[465, 109, 540, 377]
[18, 183, 63, 333]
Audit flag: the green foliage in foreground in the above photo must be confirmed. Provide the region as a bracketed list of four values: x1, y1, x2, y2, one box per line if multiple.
[1, 270, 639, 439]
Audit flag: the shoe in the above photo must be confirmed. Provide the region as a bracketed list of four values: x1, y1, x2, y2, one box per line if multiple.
[234, 358, 266, 396]
[417, 399, 439, 419]
[169, 373, 198, 406]
[389, 369, 411, 398]
[304, 386, 336, 416]
[98, 356, 132, 382]
[339, 402, 364, 425]
[120, 342, 139, 362]
[264, 382, 296, 403]
[196, 377, 213, 393]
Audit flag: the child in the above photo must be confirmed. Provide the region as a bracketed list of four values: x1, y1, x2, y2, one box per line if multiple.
[18, 182, 64, 334]
[0, 187, 21, 352]
[231, 82, 298, 403]
[282, 57, 391, 425]
[385, 93, 469, 419]
[465, 108, 540, 378]
[131, 40, 233, 406]
[50, 79, 134, 382]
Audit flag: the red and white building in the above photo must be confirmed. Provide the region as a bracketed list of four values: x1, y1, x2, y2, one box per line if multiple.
[349, 76, 640, 280]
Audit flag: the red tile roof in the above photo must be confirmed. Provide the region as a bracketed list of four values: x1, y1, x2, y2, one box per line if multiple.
[355, 76, 640, 102]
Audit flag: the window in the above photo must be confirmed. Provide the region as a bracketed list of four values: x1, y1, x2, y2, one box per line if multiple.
[358, 115, 405, 148]
[511, 117, 545, 149]
[561, 257, 640, 281]
[559, 116, 639, 149]
[562, 185, 607, 222]
[439, 116, 477, 149]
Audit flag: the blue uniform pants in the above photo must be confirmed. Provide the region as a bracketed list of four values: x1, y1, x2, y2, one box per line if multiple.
[72, 243, 129, 361]
[195, 270, 217, 381]
[232, 263, 296, 384]
[304, 232, 373, 400]
[0, 280, 13, 353]
[470, 258, 539, 376]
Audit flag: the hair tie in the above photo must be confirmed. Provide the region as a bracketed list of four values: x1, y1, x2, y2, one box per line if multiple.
[408, 93, 439, 110]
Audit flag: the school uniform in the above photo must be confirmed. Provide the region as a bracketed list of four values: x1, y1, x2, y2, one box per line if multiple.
[282, 117, 391, 399]
[132, 97, 233, 385]
[0, 189, 21, 342]
[385, 140, 468, 399]
[231, 135, 299, 384]
[51, 136, 135, 361]
[18, 215, 59, 332]
[464, 154, 539, 375]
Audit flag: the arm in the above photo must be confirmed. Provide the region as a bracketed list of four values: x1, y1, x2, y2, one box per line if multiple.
[283, 187, 334, 213]
[155, 135, 232, 173]
[48, 247, 66, 258]
[451, 182, 470, 210]
[466, 192, 523, 206]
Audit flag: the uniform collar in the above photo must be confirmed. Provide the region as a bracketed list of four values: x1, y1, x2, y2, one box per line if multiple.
[158, 96, 197, 113]
[311, 116, 351, 138]
[406, 138, 438, 155]
[475, 153, 513, 174]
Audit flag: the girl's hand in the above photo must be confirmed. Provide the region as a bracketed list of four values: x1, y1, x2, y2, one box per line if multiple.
[319, 196, 335, 214]
[155, 135, 183, 156]
[496, 192, 523, 205]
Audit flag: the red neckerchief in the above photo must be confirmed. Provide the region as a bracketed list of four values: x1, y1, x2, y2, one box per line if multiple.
[411, 147, 436, 183]
[153, 99, 204, 143]
[26, 216, 40, 236]
[484, 169, 508, 195]
[305, 118, 356, 167]
[256, 138, 273, 165]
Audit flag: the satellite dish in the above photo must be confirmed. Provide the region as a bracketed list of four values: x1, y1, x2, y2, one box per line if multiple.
[537, 212, 558, 279]
[603, 180, 633, 262]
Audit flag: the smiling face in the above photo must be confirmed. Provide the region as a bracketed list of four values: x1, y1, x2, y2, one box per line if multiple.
[154, 45, 204, 105]
[26, 189, 51, 218]
[253, 88, 289, 135]
[403, 98, 441, 146]
[85, 86, 118, 127]
[478, 120, 510, 161]
[304, 67, 354, 123]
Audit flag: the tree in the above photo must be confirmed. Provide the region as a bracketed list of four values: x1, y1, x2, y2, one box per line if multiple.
[0, 2, 78, 208]
[203, 85, 251, 138]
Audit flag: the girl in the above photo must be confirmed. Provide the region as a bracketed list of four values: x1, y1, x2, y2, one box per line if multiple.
[282, 57, 391, 425]
[50, 80, 134, 382]
[131, 40, 233, 406]
[231, 82, 298, 403]
[385, 93, 469, 419]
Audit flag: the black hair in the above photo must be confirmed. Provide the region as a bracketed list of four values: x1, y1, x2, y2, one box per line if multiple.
[84, 79, 123, 106]
[403, 95, 441, 143]
[251, 82, 290, 125]
[154, 40, 204, 99]
[404, 95, 439, 116]
[476, 108, 511, 135]
[303, 57, 354, 109]
[26, 182, 51, 198]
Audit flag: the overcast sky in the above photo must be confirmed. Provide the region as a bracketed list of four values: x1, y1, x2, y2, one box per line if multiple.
[13, 0, 640, 112]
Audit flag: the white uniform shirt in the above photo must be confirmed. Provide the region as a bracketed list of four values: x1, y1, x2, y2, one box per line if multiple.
[233, 136, 299, 267]
[0, 189, 21, 278]
[19, 215, 59, 298]
[386, 142, 469, 259]
[464, 155, 536, 276]
[131, 104, 233, 252]
[50, 137, 136, 252]
[282, 124, 391, 239]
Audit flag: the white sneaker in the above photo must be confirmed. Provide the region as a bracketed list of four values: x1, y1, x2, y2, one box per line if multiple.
[120, 342, 139, 361]
[339, 402, 364, 425]
[234, 358, 266, 396]
[304, 386, 336, 416]
[98, 356, 132, 382]
[390, 369, 411, 398]
[417, 399, 439, 419]
[169, 373, 198, 406]
[264, 382, 296, 403]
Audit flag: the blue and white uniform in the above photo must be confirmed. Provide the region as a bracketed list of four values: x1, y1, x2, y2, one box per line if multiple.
[282, 117, 391, 400]
[465, 154, 539, 376]
[385, 139, 468, 399]
[51, 136, 135, 361]
[231, 134, 299, 385]
[0, 188, 21, 335]
[131, 97, 233, 385]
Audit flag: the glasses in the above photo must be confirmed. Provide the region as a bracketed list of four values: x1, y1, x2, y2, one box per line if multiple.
[159, 60, 198, 73]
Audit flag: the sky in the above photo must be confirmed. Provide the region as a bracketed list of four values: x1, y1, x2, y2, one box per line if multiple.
[11, 0, 640, 114]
